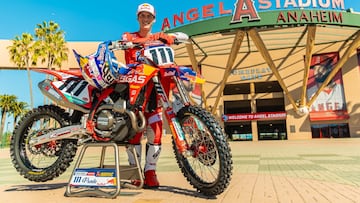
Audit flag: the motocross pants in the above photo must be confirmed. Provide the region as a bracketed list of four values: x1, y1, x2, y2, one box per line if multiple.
[126, 108, 163, 172]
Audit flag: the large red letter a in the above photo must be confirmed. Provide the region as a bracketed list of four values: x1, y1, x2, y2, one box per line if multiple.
[231, 0, 260, 23]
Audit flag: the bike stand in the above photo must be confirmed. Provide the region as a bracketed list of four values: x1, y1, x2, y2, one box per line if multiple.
[65, 142, 144, 199]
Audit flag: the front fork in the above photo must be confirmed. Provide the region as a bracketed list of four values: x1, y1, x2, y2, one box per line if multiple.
[152, 76, 192, 156]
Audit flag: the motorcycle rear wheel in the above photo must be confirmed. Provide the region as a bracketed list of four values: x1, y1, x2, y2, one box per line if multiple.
[10, 105, 78, 182]
[173, 105, 233, 196]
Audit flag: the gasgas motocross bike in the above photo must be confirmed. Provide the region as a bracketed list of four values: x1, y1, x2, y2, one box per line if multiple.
[10, 32, 233, 196]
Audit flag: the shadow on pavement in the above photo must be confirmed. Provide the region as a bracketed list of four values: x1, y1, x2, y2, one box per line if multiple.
[4, 183, 67, 192]
[154, 185, 217, 200]
[4, 183, 218, 200]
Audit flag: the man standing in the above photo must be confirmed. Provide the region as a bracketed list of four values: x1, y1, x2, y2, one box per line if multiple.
[121, 3, 174, 188]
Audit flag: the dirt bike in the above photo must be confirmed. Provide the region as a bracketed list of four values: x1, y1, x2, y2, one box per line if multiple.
[9, 32, 233, 196]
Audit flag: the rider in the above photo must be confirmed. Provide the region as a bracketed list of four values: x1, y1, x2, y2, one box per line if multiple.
[121, 3, 175, 188]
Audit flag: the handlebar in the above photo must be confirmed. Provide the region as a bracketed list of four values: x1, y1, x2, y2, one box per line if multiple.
[109, 41, 138, 51]
[109, 32, 189, 51]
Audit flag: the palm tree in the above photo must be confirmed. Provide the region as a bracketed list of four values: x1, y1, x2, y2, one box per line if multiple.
[10, 101, 28, 130]
[34, 21, 68, 70]
[7, 33, 35, 109]
[0, 94, 17, 139]
[33, 21, 69, 104]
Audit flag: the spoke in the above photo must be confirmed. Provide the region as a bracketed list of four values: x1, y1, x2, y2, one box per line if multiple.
[23, 117, 62, 169]
[182, 115, 221, 183]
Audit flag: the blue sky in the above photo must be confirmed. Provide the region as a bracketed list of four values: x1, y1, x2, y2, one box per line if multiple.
[0, 0, 359, 130]
[0, 0, 237, 41]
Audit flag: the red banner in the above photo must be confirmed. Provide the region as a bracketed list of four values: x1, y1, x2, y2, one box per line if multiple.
[306, 52, 348, 121]
[309, 111, 349, 121]
[222, 112, 286, 121]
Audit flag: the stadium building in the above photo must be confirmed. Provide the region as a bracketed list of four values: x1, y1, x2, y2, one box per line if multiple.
[165, 0, 360, 141]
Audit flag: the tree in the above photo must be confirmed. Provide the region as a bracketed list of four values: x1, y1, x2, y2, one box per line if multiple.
[7, 21, 69, 110]
[33, 21, 69, 104]
[34, 21, 68, 70]
[7, 33, 35, 108]
[10, 101, 28, 130]
[0, 94, 17, 138]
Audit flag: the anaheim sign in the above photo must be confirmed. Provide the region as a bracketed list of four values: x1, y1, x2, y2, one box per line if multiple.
[161, 0, 346, 30]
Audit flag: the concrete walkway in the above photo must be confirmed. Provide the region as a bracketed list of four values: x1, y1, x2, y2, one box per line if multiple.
[1, 138, 360, 202]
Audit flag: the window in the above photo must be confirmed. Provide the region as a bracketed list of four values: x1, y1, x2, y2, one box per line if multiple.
[224, 100, 251, 114]
[256, 98, 285, 112]
[311, 123, 349, 138]
[224, 83, 250, 95]
[225, 121, 252, 141]
[258, 120, 287, 140]
[255, 81, 282, 93]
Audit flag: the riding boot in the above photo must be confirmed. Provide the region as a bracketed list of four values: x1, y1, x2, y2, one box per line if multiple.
[126, 144, 142, 166]
[144, 144, 161, 187]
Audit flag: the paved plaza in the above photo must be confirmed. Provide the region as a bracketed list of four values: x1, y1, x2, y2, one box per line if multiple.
[1, 138, 360, 203]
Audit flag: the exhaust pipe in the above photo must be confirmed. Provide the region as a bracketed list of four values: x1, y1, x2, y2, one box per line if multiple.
[103, 99, 146, 132]
[127, 110, 146, 132]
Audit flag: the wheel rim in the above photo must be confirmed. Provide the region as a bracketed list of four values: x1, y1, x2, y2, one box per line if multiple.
[21, 115, 63, 170]
[181, 115, 220, 184]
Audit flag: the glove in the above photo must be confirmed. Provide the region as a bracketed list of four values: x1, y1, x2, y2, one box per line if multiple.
[150, 32, 174, 45]
[122, 32, 148, 45]
[121, 32, 133, 41]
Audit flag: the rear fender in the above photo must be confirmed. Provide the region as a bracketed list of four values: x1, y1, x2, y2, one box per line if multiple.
[38, 79, 91, 112]
[33, 69, 83, 80]
[35, 68, 94, 110]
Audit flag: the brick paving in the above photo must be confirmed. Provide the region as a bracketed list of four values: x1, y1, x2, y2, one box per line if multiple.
[1, 138, 360, 202]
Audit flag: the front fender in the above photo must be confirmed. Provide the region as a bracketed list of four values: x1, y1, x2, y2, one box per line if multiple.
[178, 66, 205, 84]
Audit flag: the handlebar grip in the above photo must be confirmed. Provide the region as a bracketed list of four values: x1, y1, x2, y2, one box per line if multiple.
[109, 40, 136, 50]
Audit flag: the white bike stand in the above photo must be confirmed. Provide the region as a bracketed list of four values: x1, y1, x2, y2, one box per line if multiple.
[65, 142, 144, 199]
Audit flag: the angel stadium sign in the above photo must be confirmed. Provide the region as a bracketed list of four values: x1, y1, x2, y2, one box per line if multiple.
[162, 0, 348, 31]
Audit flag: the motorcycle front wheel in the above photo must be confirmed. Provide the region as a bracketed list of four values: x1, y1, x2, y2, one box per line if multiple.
[173, 105, 233, 196]
[10, 105, 78, 182]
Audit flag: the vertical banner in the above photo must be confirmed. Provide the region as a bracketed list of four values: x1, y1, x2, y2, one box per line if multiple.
[306, 52, 348, 121]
